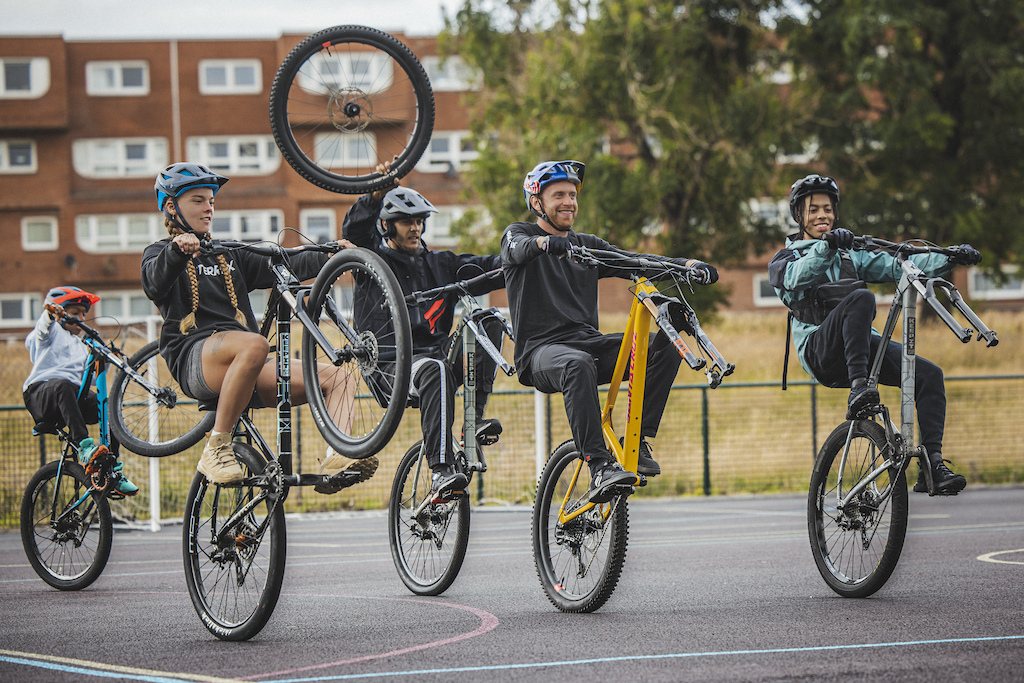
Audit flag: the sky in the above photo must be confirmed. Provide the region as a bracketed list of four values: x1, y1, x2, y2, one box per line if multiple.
[0, 0, 455, 39]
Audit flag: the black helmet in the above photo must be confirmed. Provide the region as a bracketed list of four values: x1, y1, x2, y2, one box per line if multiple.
[377, 187, 437, 237]
[789, 174, 839, 226]
[155, 162, 229, 211]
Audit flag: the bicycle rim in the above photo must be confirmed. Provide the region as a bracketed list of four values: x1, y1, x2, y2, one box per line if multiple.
[303, 249, 411, 458]
[110, 340, 214, 457]
[20, 461, 112, 590]
[388, 442, 470, 595]
[533, 441, 629, 613]
[269, 25, 435, 194]
[183, 446, 285, 640]
[809, 420, 908, 598]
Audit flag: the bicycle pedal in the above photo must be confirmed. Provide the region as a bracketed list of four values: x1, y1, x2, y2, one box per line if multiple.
[431, 490, 466, 504]
[636, 474, 648, 487]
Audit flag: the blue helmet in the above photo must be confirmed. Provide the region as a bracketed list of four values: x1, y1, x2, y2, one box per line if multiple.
[789, 174, 839, 225]
[522, 160, 585, 211]
[155, 162, 229, 211]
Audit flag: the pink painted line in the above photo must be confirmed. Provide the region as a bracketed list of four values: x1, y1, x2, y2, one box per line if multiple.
[244, 595, 500, 680]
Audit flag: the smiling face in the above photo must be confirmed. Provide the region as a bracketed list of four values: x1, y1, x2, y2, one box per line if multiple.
[166, 187, 216, 234]
[388, 216, 426, 253]
[801, 192, 836, 240]
[533, 180, 578, 232]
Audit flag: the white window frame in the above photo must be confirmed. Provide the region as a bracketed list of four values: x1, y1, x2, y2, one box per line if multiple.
[21, 215, 58, 251]
[199, 59, 262, 95]
[94, 289, 157, 323]
[421, 55, 480, 91]
[212, 210, 283, 241]
[428, 205, 466, 247]
[297, 52, 393, 95]
[968, 265, 1024, 301]
[753, 273, 786, 308]
[299, 208, 336, 243]
[0, 292, 40, 328]
[72, 137, 168, 178]
[85, 61, 150, 96]
[0, 57, 50, 98]
[186, 135, 280, 175]
[416, 131, 478, 173]
[313, 132, 376, 169]
[76, 214, 164, 253]
[0, 139, 37, 173]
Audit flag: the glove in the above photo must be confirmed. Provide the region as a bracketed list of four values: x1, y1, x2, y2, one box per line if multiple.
[689, 261, 719, 285]
[950, 244, 981, 266]
[824, 228, 855, 251]
[545, 236, 571, 256]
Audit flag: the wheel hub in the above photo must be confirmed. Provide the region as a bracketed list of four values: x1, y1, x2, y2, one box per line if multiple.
[328, 89, 373, 133]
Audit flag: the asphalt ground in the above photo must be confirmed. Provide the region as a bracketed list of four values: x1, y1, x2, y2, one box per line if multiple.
[1, 487, 1022, 682]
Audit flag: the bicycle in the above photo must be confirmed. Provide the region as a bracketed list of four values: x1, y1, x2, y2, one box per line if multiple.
[808, 237, 999, 598]
[180, 239, 411, 640]
[20, 307, 201, 590]
[269, 25, 435, 195]
[388, 268, 515, 595]
[532, 246, 734, 612]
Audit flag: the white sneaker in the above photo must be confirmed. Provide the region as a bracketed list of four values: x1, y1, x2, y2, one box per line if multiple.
[197, 433, 245, 484]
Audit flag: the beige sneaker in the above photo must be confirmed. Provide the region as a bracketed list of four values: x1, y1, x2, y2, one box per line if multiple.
[315, 447, 379, 494]
[197, 433, 245, 484]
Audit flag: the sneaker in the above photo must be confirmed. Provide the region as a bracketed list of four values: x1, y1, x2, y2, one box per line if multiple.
[587, 459, 635, 504]
[846, 382, 880, 419]
[77, 437, 98, 465]
[196, 433, 245, 484]
[619, 437, 661, 477]
[430, 465, 469, 501]
[315, 448, 379, 494]
[475, 417, 503, 446]
[111, 461, 140, 497]
[914, 456, 967, 496]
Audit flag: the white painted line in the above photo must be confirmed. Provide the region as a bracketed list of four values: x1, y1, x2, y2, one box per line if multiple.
[977, 548, 1024, 566]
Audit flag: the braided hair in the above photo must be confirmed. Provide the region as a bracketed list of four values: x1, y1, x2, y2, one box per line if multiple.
[166, 219, 247, 334]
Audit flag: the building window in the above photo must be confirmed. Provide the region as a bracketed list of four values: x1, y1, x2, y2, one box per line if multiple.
[0, 292, 40, 328]
[0, 139, 36, 173]
[748, 198, 790, 235]
[76, 214, 164, 253]
[94, 290, 157, 323]
[72, 137, 168, 178]
[417, 131, 478, 173]
[86, 61, 149, 96]
[313, 132, 376, 169]
[186, 136, 280, 175]
[753, 273, 785, 308]
[22, 216, 58, 251]
[421, 56, 480, 91]
[199, 59, 262, 94]
[429, 206, 465, 247]
[212, 210, 283, 241]
[300, 209, 336, 243]
[969, 266, 1024, 301]
[0, 57, 50, 98]
[297, 52, 392, 94]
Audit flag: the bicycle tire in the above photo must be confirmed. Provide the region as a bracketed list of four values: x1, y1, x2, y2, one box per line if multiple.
[533, 440, 629, 613]
[302, 248, 411, 458]
[808, 419, 908, 598]
[183, 443, 286, 641]
[388, 442, 470, 595]
[109, 340, 214, 457]
[269, 25, 435, 194]
[20, 460, 112, 591]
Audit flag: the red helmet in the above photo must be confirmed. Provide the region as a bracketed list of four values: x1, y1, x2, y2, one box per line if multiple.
[45, 286, 100, 312]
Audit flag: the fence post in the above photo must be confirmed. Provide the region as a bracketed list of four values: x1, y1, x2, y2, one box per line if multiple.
[534, 389, 548, 479]
[146, 316, 161, 532]
[810, 383, 818, 459]
[701, 386, 711, 496]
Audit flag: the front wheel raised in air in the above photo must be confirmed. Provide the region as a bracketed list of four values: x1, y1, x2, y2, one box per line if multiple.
[533, 440, 629, 613]
[183, 444, 286, 641]
[808, 419, 908, 598]
[303, 248, 411, 458]
[21, 460, 112, 590]
[109, 340, 214, 457]
[269, 25, 435, 194]
[388, 442, 470, 595]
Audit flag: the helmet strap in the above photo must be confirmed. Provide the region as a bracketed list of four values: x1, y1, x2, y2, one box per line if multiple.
[166, 197, 195, 235]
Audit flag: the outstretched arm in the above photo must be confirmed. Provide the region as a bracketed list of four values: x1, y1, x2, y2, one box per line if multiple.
[501, 224, 547, 266]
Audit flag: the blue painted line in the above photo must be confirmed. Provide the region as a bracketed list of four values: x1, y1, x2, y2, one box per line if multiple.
[261, 634, 1024, 682]
[0, 655, 188, 683]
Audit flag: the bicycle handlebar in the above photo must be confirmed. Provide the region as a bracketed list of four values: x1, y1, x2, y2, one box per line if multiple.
[406, 268, 503, 305]
[44, 304, 119, 353]
[199, 239, 345, 259]
[852, 235, 962, 259]
[567, 245, 703, 281]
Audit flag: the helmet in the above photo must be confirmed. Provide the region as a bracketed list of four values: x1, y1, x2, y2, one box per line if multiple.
[155, 162, 229, 211]
[377, 187, 437, 237]
[45, 286, 100, 312]
[523, 160, 585, 211]
[789, 174, 839, 226]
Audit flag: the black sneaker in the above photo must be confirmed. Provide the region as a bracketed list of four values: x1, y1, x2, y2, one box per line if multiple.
[846, 383, 880, 419]
[588, 460, 635, 504]
[914, 458, 966, 496]
[431, 465, 469, 501]
[475, 418, 503, 446]
[637, 439, 661, 477]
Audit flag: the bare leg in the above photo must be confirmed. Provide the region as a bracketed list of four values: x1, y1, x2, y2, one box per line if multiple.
[200, 331, 270, 433]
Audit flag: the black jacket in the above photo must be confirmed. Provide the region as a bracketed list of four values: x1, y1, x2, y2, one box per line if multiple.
[343, 194, 504, 358]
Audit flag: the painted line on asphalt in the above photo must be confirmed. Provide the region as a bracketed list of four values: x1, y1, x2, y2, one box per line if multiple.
[977, 548, 1024, 565]
[0, 648, 242, 683]
[244, 595, 499, 680]
[256, 634, 1024, 682]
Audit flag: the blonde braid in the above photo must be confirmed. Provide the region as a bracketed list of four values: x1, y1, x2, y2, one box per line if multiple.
[165, 216, 246, 333]
[216, 253, 248, 327]
[179, 260, 200, 334]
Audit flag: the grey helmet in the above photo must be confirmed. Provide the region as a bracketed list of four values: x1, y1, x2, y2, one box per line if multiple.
[377, 187, 437, 238]
[155, 162, 229, 211]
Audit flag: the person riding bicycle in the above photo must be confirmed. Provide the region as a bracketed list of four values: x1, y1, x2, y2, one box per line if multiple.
[769, 173, 981, 495]
[142, 162, 370, 490]
[23, 286, 139, 496]
[501, 159, 720, 503]
[342, 169, 506, 499]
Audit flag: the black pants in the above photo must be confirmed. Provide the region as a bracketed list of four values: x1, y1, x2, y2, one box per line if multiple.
[526, 333, 682, 464]
[23, 379, 108, 448]
[805, 289, 946, 455]
[415, 319, 503, 469]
